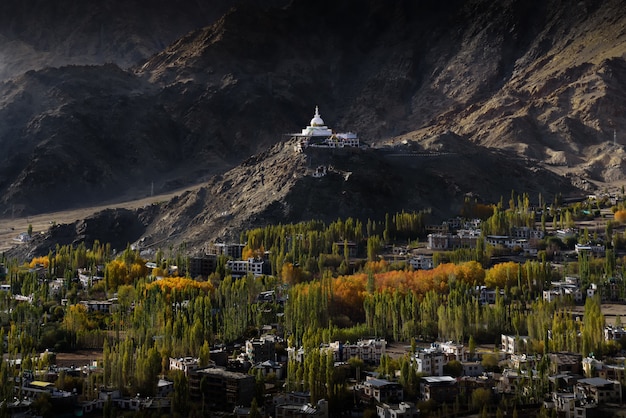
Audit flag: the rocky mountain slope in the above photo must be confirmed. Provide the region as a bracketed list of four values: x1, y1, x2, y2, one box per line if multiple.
[0, 0, 236, 80]
[2, 0, 626, 256]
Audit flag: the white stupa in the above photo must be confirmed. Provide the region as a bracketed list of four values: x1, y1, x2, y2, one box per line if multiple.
[291, 106, 359, 150]
[301, 106, 333, 137]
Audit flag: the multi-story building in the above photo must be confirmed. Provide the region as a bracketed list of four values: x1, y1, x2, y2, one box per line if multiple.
[439, 341, 468, 362]
[420, 376, 458, 403]
[169, 357, 202, 376]
[80, 300, 114, 313]
[414, 348, 444, 376]
[188, 256, 217, 278]
[461, 362, 484, 377]
[359, 378, 404, 404]
[408, 255, 434, 270]
[245, 334, 277, 363]
[320, 339, 387, 365]
[574, 377, 621, 404]
[427, 230, 481, 250]
[549, 352, 582, 375]
[501, 334, 530, 355]
[227, 258, 265, 277]
[207, 243, 246, 259]
[191, 367, 254, 409]
[342, 339, 386, 364]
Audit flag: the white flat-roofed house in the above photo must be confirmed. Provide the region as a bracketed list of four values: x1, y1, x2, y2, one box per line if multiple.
[408, 255, 434, 270]
[80, 300, 113, 313]
[501, 334, 530, 355]
[227, 258, 265, 277]
[414, 348, 444, 376]
[169, 357, 201, 376]
[439, 341, 468, 362]
[376, 401, 419, 418]
[604, 325, 626, 341]
[330, 339, 387, 364]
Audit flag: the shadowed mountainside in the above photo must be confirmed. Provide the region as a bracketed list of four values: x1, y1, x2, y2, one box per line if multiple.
[2, 0, 626, 255]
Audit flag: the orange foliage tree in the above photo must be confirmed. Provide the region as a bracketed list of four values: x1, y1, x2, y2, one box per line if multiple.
[374, 262, 485, 297]
[332, 274, 367, 321]
[281, 262, 307, 285]
[615, 210, 626, 223]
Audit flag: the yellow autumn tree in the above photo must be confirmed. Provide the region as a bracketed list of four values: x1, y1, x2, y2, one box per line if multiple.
[456, 261, 486, 285]
[485, 261, 521, 289]
[145, 276, 213, 295]
[29, 256, 50, 269]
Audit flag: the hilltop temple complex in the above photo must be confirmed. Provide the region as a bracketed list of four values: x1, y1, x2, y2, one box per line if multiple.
[292, 106, 360, 150]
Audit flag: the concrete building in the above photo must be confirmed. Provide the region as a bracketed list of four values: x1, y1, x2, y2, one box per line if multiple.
[227, 258, 265, 277]
[169, 357, 202, 376]
[604, 325, 626, 341]
[501, 334, 530, 355]
[80, 300, 113, 313]
[207, 243, 246, 259]
[275, 399, 328, 418]
[245, 335, 277, 363]
[420, 376, 458, 403]
[574, 377, 621, 404]
[408, 255, 434, 270]
[360, 378, 404, 404]
[191, 367, 254, 409]
[462, 362, 484, 377]
[376, 402, 419, 418]
[549, 352, 582, 375]
[414, 348, 444, 376]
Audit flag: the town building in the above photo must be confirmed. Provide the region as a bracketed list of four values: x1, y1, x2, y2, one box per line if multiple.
[251, 359, 284, 380]
[501, 334, 530, 354]
[414, 347, 444, 376]
[340, 339, 386, 364]
[245, 334, 278, 363]
[427, 230, 481, 250]
[188, 256, 217, 278]
[190, 367, 255, 409]
[549, 352, 583, 375]
[461, 362, 484, 377]
[420, 376, 458, 403]
[408, 255, 434, 270]
[169, 357, 202, 376]
[207, 242, 246, 259]
[359, 378, 404, 404]
[574, 377, 621, 404]
[376, 402, 420, 418]
[80, 300, 114, 313]
[318, 339, 387, 365]
[275, 399, 329, 418]
[227, 258, 265, 277]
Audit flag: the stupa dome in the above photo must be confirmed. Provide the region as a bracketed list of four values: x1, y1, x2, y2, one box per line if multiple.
[310, 106, 324, 127]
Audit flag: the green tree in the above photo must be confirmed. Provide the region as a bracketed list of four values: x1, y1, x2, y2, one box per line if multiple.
[170, 370, 189, 417]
